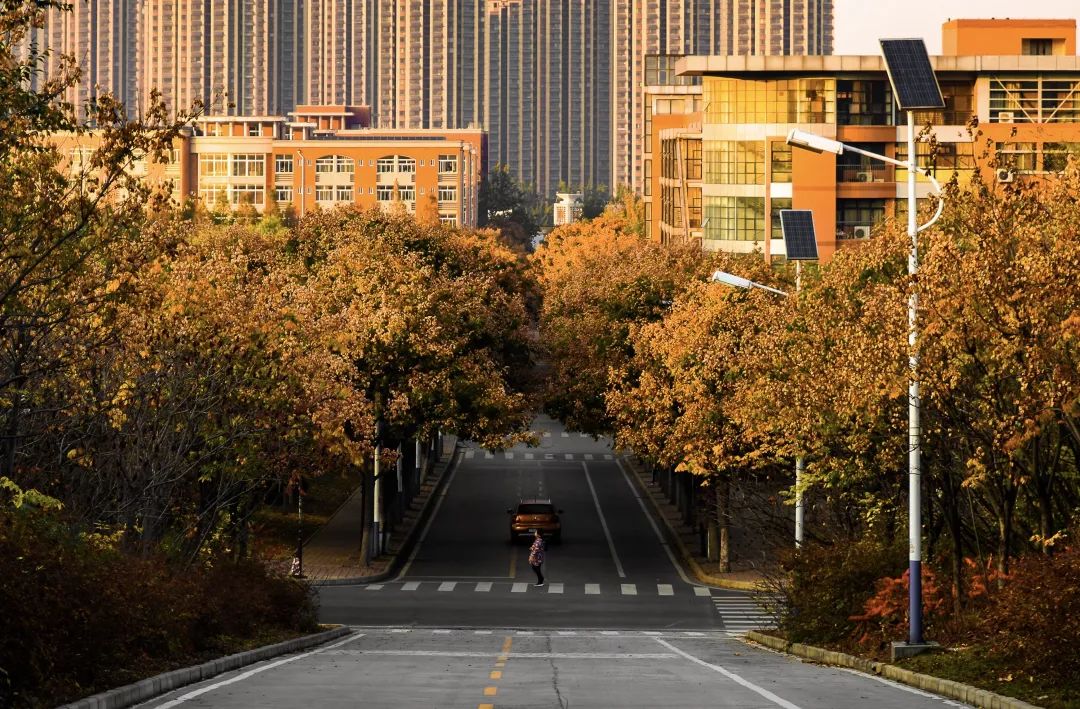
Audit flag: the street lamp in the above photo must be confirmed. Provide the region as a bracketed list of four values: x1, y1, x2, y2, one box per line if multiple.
[787, 38, 946, 657]
[711, 266, 807, 548]
[710, 270, 789, 298]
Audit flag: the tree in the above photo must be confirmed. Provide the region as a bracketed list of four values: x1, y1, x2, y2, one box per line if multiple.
[479, 164, 545, 250]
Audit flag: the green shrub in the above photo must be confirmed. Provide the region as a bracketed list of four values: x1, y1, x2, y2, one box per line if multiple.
[771, 535, 906, 646]
[978, 543, 1080, 686]
[0, 508, 318, 708]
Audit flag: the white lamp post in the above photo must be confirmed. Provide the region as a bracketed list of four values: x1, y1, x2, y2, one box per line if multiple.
[787, 80, 945, 654]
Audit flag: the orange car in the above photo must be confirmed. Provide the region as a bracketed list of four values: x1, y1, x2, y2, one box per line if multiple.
[507, 498, 563, 544]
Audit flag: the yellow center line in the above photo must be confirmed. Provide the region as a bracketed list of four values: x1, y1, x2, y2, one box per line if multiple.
[490, 670, 502, 679]
[501, 636, 513, 653]
[479, 705, 494, 709]
[484, 687, 497, 696]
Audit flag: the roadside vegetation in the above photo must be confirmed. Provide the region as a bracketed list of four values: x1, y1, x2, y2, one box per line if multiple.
[0, 4, 535, 706]
[533, 161, 1080, 702]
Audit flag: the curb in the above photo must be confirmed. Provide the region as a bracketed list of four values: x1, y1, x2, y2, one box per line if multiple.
[618, 454, 765, 592]
[58, 626, 352, 709]
[745, 631, 1044, 709]
[309, 443, 461, 587]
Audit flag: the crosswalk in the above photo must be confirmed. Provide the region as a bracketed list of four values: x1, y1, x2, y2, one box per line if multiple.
[463, 450, 615, 461]
[359, 582, 776, 633]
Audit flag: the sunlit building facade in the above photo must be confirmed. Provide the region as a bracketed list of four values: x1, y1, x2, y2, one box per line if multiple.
[649, 19, 1080, 260]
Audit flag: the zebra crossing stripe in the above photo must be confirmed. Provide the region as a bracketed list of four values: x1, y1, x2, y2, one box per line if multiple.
[544, 454, 554, 460]
[621, 584, 637, 595]
[604, 454, 613, 460]
[465, 450, 475, 459]
[525, 453, 534, 460]
[505, 452, 514, 460]
[365, 584, 384, 591]
[475, 582, 492, 592]
[402, 582, 420, 591]
[548, 583, 564, 594]
[484, 451, 494, 459]
[561, 432, 569, 438]
[657, 584, 674, 596]
[511, 583, 529, 593]
[693, 586, 712, 597]
[585, 584, 600, 595]
[564, 454, 573, 460]
[543, 432, 551, 438]
[584, 454, 594, 460]
[438, 582, 456, 592]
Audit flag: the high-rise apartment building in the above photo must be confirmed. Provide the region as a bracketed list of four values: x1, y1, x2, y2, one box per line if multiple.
[613, 0, 834, 193]
[25, 0, 833, 199]
[17, 0, 139, 117]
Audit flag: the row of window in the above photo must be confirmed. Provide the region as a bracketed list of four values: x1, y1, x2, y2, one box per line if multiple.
[200, 184, 461, 207]
[200, 153, 462, 177]
[702, 76, 1080, 126]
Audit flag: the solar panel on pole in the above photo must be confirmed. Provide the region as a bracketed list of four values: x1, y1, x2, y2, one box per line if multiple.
[880, 39, 945, 111]
[779, 210, 819, 261]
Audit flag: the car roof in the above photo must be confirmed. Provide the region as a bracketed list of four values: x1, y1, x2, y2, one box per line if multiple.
[517, 498, 553, 505]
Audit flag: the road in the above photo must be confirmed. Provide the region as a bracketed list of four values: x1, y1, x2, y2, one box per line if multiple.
[139, 416, 970, 708]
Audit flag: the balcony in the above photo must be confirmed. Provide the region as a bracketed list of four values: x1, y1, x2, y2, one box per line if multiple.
[837, 164, 890, 183]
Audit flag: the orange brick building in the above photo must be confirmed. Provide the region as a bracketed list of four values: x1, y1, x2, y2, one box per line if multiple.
[647, 19, 1080, 261]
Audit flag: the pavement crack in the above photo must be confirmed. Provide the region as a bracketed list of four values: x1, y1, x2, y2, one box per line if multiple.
[545, 635, 569, 709]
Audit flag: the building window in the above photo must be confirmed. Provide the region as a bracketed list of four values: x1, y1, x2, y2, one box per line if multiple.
[836, 80, 892, 126]
[247, 123, 261, 137]
[704, 77, 835, 125]
[1022, 38, 1055, 56]
[989, 76, 1080, 123]
[703, 196, 765, 242]
[837, 199, 886, 239]
[275, 186, 293, 203]
[770, 198, 793, 239]
[1042, 142, 1080, 171]
[377, 157, 395, 173]
[703, 141, 765, 185]
[438, 186, 457, 203]
[684, 139, 702, 180]
[316, 155, 353, 173]
[770, 142, 792, 183]
[275, 155, 294, 174]
[315, 186, 335, 202]
[398, 157, 416, 173]
[335, 185, 352, 201]
[438, 154, 458, 173]
[643, 159, 652, 196]
[232, 154, 265, 177]
[199, 153, 229, 177]
[377, 185, 393, 201]
[230, 184, 264, 206]
[439, 215, 457, 226]
[199, 186, 226, 207]
[398, 185, 415, 201]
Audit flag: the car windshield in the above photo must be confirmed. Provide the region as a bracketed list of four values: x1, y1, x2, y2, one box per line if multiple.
[517, 504, 554, 515]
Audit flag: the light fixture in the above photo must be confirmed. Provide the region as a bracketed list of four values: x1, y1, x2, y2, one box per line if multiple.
[785, 129, 844, 155]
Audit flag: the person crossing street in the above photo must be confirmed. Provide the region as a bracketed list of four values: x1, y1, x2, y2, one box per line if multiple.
[528, 530, 546, 587]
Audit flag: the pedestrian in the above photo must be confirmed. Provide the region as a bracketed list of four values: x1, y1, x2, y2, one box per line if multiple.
[528, 530, 546, 587]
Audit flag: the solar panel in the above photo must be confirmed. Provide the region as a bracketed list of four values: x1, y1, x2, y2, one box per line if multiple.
[779, 210, 818, 261]
[880, 39, 945, 111]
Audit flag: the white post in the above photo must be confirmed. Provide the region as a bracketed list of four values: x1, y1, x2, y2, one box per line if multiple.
[907, 109, 923, 645]
[795, 260, 805, 548]
[415, 438, 423, 486]
[373, 444, 383, 556]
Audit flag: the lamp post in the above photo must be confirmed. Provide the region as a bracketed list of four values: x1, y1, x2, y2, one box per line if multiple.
[711, 270, 807, 546]
[787, 118, 945, 651]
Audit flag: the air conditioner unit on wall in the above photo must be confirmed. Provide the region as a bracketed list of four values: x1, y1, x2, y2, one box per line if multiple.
[856, 171, 874, 182]
[852, 225, 872, 239]
[998, 111, 1015, 122]
[996, 168, 1016, 183]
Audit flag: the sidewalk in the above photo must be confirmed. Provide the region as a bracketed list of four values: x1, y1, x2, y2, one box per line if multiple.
[301, 435, 458, 584]
[620, 453, 770, 591]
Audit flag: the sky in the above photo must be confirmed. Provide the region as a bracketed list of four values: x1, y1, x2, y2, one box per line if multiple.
[833, 0, 1080, 55]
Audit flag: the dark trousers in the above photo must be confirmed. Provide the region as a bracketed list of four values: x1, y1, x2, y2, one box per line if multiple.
[531, 563, 544, 584]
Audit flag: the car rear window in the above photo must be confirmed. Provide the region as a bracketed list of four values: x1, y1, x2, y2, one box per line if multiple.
[517, 504, 554, 515]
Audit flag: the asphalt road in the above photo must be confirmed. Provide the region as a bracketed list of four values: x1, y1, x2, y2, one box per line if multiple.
[137, 416, 971, 708]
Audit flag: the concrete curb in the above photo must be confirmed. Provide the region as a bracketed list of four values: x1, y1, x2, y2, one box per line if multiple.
[745, 631, 1044, 709]
[309, 443, 461, 587]
[58, 626, 352, 709]
[618, 454, 765, 592]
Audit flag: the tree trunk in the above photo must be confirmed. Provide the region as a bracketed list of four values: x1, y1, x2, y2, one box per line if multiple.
[716, 474, 731, 573]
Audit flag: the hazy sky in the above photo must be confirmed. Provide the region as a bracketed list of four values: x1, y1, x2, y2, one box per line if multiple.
[833, 0, 1080, 55]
